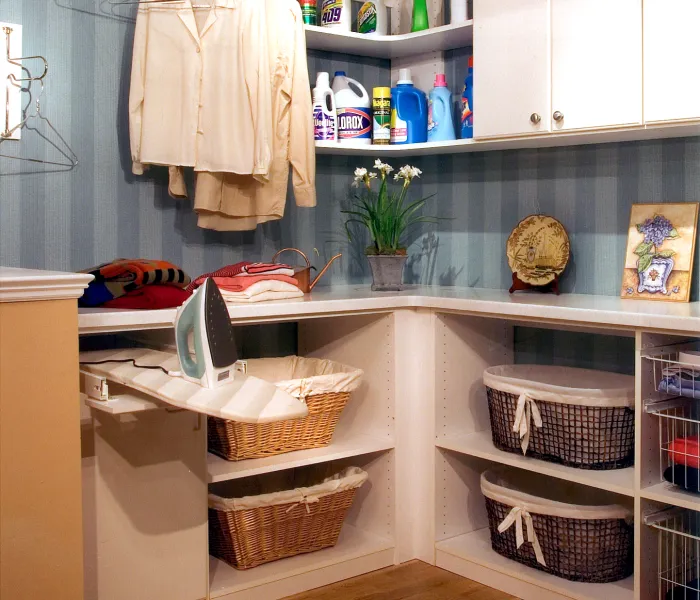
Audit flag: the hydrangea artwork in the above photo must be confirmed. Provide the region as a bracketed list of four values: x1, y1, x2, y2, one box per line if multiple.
[621, 203, 699, 303]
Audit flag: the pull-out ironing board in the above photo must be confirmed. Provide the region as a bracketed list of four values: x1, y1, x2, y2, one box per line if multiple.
[79, 348, 308, 423]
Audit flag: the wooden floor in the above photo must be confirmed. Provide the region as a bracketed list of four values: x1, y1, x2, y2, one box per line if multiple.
[286, 561, 518, 600]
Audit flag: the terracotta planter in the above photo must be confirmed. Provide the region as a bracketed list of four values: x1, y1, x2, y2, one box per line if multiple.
[366, 255, 408, 291]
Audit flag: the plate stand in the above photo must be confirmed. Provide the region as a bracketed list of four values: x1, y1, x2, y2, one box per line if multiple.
[509, 272, 561, 295]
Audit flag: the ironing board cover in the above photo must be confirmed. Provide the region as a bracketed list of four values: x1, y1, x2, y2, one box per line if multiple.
[79, 348, 308, 423]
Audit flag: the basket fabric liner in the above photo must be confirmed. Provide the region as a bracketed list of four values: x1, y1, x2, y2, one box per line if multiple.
[482, 468, 632, 567]
[244, 356, 364, 399]
[209, 467, 368, 511]
[483, 365, 634, 407]
[484, 365, 634, 455]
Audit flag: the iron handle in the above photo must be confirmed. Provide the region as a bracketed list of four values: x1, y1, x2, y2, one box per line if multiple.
[553, 111, 564, 122]
[530, 113, 541, 125]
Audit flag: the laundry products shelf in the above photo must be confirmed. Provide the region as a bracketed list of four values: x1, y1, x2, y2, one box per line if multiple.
[304, 20, 473, 59]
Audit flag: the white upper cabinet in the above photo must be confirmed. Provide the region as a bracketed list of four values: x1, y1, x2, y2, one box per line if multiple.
[473, 0, 551, 139]
[551, 0, 643, 132]
[644, 0, 700, 124]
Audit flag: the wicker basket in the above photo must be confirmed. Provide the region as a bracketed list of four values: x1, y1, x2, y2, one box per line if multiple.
[208, 356, 362, 461]
[484, 365, 635, 470]
[482, 467, 634, 583]
[209, 467, 368, 569]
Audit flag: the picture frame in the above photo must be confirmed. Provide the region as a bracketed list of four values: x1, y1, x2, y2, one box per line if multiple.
[621, 202, 699, 302]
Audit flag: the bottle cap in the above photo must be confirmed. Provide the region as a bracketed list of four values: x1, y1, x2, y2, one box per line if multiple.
[334, 71, 347, 77]
[434, 74, 447, 87]
[468, 56, 474, 68]
[316, 72, 330, 88]
[398, 68, 412, 85]
[373, 87, 391, 97]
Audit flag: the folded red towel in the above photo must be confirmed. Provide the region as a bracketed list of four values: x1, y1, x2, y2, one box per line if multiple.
[212, 275, 299, 292]
[187, 262, 294, 292]
[669, 436, 700, 469]
[102, 285, 192, 310]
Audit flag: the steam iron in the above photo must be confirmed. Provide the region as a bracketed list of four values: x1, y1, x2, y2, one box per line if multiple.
[175, 278, 239, 389]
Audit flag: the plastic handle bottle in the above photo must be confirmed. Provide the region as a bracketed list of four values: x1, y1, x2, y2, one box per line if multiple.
[411, 0, 429, 32]
[391, 68, 428, 145]
[313, 72, 337, 141]
[333, 72, 372, 145]
[428, 74, 456, 142]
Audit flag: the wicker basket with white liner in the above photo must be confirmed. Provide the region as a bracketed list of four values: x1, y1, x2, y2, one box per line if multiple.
[482, 467, 634, 583]
[483, 365, 635, 470]
[209, 467, 368, 569]
[208, 356, 363, 460]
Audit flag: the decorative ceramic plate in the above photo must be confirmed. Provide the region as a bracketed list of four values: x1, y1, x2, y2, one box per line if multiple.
[506, 215, 570, 286]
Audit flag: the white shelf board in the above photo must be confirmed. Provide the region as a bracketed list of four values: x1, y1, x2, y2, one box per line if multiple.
[207, 433, 394, 483]
[316, 121, 700, 157]
[640, 482, 700, 511]
[436, 529, 634, 600]
[305, 21, 473, 59]
[209, 525, 394, 598]
[78, 285, 700, 335]
[436, 430, 636, 497]
[84, 393, 162, 415]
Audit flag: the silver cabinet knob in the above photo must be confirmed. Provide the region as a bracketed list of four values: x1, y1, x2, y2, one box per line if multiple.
[530, 113, 541, 125]
[553, 111, 564, 122]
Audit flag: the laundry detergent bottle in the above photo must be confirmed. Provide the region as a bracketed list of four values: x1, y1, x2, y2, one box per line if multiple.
[461, 56, 474, 139]
[313, 72, 337, 141]
[428, 74, 456, 142]
[333, 72, 372, 145]
[390, 68, 428, 144]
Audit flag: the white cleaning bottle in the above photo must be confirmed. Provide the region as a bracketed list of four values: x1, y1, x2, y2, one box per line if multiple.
[320, 0, 351, 30]
[357, 0, 388, 36]
[313, 72, 337, 142]
[333, 71, 372, 145]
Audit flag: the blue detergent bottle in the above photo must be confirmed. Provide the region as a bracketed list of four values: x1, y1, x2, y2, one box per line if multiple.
[461, 56, 474, 139]
[390, 68, 428, 144]
[428, 73, 456, 142]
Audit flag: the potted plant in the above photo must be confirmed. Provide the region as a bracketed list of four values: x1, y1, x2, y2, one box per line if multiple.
[343, 160, 437, 291]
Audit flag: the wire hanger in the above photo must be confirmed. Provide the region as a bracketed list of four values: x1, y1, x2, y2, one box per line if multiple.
[1, 27, 78, 171]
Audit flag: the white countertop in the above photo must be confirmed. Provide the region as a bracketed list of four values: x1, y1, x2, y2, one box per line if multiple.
[0, 267, 93, 302]
[78, 284, 700, 335]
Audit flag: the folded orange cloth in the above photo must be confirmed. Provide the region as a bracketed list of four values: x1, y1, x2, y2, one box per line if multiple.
[669, 436, 700, 469]
[212, 274, 299, 292]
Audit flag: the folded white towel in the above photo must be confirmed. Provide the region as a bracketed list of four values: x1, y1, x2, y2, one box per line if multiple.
[221, 280, 304, 303]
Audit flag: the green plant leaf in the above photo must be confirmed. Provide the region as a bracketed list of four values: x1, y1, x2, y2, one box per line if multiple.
[637, 254, 653, 273]
[656, 250, 676, 258]
[636, 223, 644, 233]
[667, 228, 680, 239]
[634, 241, 653, 256]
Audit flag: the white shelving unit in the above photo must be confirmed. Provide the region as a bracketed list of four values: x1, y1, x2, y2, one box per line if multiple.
[436, 529, 635, 600]
[305, 20, 473, 58]
[77, 288, 700, 600]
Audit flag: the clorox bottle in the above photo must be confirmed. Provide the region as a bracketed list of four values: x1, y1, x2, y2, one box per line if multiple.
[333, 72, 372, 145]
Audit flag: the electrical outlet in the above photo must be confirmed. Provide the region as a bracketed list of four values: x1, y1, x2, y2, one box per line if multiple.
[1, 23, 23, 141]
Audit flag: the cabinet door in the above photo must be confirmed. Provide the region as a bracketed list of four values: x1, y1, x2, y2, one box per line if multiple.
[551, 0, 642, 131]
[644, 0, 700, 124]
[473, 0, 551, 139]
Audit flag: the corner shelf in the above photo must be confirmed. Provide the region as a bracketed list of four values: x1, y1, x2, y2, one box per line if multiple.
[436, 529, 634, 600]
[436, 430, 636, 497]
[207, 433, 394, 483]
[305, 20, 473, 59]
[209, 525, 394, 599]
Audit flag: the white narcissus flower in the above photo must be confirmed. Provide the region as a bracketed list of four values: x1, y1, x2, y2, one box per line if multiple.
[410, 167, 422, 179]
[374, 159, 394, 175]
[352, 167, 368, 187]
[368, 172, 377, 180]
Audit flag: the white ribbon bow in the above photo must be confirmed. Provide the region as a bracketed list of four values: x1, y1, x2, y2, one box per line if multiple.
[285, 490, 320, 514]
[497, 506, 547, 567]
[512, 393, 543, 455]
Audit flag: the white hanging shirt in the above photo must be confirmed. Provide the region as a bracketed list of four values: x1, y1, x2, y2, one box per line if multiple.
[129, 0, 272, 178]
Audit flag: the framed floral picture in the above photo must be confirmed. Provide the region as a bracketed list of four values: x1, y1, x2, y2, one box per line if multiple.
[621, 203, 699, 302]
